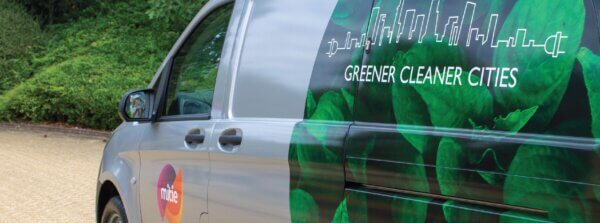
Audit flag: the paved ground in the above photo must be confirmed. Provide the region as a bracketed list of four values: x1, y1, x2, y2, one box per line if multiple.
[0, 129, 106, 222]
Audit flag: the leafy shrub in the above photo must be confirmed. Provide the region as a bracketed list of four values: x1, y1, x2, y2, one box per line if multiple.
[0, 0, 200, 129]
[0, 56, 149, 129]
[146, 0, 207, 31]
[0, 0, 42, 93]
[18, 0, 111, 25]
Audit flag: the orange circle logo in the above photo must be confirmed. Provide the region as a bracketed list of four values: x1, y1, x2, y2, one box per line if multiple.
[157, 164, 183, 223]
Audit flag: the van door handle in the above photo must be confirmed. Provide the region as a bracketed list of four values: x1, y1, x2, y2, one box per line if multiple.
[185, 133, 205, 144]
[219, 135, 242, 146]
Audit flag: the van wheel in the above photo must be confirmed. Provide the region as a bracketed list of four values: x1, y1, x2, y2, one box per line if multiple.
[101, 196, 128, 223]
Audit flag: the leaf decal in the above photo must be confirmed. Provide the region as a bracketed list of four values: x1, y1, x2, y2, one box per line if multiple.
[296, 143, 339, 181]
[493, 106, 539, 133]
[346, 137, 376, 183]
[499, 211, 551, 223]
[291, 124, 342, 190]
[414, 73, 493, 129]
[290, 189, 320, 223]
[401, 40, 467, 68]
[331, 198, 349, 223]
[504, 139, 590, 222]
[340, 88, 354, 117]
[576, 47, 600, 139]
[395, 41, 492, 129]
[346, 191, 368, 223]
[309, 90, 351, 122]
[391, 195, 429, 223]
[442, 201, 497, 223]
[306, 90, 352, 144]
[493, 0, 585, 129]
[331, 0, 369, 31]
[392, 51, 432, 154]
[437, 137, 470, 196]
[474, 148, 506, 185]
[305, 90, 317, 118]
[385, 153, 430, 194]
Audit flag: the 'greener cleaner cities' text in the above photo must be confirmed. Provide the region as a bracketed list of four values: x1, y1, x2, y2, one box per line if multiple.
[344, 65, 518, 88]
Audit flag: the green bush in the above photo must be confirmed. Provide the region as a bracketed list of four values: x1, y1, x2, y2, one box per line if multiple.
[0, 0, 201, 130]
[32, 1, 178, 70]
[0, 0, 42, 93]
[146, 0, 208, 31]
[18, 0, 111, 25]
[0, 56, 149, 129]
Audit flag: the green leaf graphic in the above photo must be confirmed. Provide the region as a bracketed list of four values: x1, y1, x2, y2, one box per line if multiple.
[392, 40, 493, 130]
[346, 191, 368, 223]
[347, 137, 375, 183]
[296, 143, 339, 180]
[292, 125, 341, 189]
[309, 90, 351, 122]
[474, 148, 506, 185]
[504, 143, 589, 222]
[331, 198, 349, 223]
[401, 40, 467, 68]
[494, 0, 585, 129]
[291, 124, 346, 223]
[499, 211, 551, 223]
[443, 201, 497, 223]
[475, 1, 513, 59]
[392, 52, 433, 154]
[305, 90, 317, 118]
[390, 155, 430, 193]
[331, 0, 368, 31]
[340, 88, 354, 117]
[437, 137, 470, 196]
[305, 90, 352, 143]
[394, 42, 492, 129]
[291, 189, 320, 223]
[576, 47, 600, 139]
[414, 73, 493, 128]
[493, 106, 538, 133]
[391, 196, 429, 223]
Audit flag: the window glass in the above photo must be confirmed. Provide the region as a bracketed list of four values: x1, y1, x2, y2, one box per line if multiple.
[163, 3, 234, 116]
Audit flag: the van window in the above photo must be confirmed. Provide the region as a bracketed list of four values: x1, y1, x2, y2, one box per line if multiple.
[163, 3, 234, 117]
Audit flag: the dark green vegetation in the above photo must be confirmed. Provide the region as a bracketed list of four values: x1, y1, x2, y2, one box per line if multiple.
[0, 0, 206, 129]
[0, 0, 41, 94]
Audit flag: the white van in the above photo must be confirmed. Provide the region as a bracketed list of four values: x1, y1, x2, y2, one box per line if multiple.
[97, 0, 600, 222]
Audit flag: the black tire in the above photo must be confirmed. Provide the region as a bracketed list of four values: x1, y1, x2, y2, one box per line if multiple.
[101, 196, 128, 223]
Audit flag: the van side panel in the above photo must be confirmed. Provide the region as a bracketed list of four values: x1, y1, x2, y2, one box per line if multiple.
[290, 0, 600, 222]
[346, 0, 600, 222]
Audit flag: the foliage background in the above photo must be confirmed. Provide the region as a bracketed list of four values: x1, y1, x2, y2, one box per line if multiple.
[0, 0, 206, 129]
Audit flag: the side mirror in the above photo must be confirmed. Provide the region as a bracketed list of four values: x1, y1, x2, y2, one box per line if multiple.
[119, 89, 155, 122]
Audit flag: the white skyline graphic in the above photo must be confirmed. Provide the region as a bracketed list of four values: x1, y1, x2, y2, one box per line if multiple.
[326, 0, 568, 59]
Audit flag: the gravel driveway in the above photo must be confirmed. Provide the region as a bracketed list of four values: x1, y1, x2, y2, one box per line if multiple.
[0, 128, 106, 222]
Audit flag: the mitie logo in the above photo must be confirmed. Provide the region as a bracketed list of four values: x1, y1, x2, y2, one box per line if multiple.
[157, 164, 183, 223]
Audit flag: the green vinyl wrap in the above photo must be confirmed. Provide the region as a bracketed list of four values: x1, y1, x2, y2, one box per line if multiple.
[289, 0, 600, 222]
